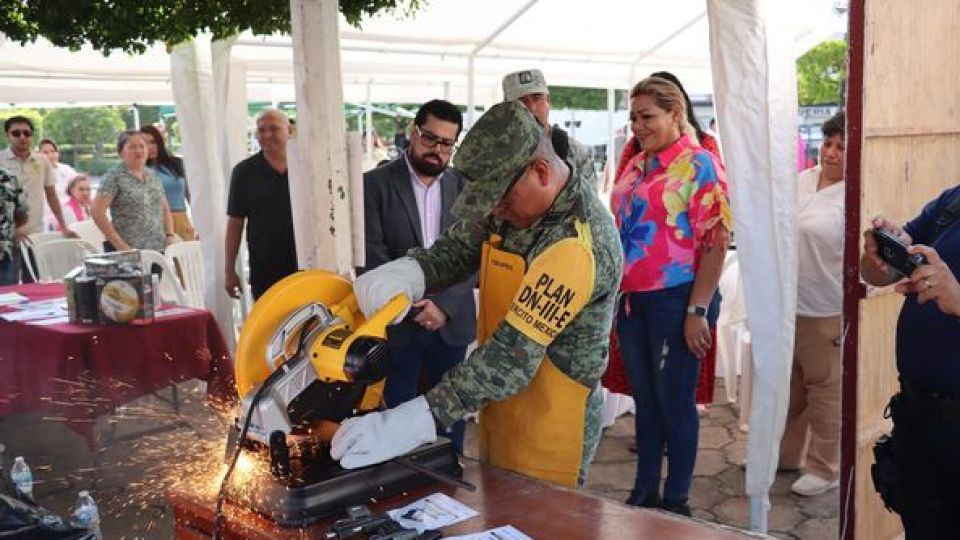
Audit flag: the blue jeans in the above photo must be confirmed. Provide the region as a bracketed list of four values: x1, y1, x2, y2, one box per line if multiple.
[617, 283, 720, 504]
[383, 328, 467, 454]
[0, 252, 18, 285]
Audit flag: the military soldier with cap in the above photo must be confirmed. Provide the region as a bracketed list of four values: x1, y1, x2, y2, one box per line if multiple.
[332, 101, 623, 488]
[501, 68, 599, 193]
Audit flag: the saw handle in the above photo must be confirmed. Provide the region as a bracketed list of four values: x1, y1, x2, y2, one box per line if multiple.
[354, 293, 411, 337]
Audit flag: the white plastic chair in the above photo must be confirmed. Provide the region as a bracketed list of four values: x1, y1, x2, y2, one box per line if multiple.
[68, 220, 105, 254]
[140, 250, 189, 306]
[164, 241, 205, 309]
[27, 231, 62, 246]
[30, 239, 97, 282]
[19, 232, 70, 281]
[716, 250, 751, 404]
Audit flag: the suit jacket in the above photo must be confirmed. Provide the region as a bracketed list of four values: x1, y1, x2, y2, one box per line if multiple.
[361, 156, 477, 347]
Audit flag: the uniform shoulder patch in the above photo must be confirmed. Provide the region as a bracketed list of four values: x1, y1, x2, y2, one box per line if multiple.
[504, 236, 595, 346]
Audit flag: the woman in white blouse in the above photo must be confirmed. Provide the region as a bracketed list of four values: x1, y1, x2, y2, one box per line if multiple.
[779, 111, 846, 497]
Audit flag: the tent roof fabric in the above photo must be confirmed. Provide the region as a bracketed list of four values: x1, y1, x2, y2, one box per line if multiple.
[0, 0, 845, 106]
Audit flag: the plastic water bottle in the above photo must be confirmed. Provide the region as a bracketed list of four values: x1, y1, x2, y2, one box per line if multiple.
[10, 456, 33, 497]
[72, 490, 103, 539]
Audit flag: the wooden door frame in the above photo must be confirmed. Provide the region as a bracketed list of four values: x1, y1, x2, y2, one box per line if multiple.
[840, 0, 867, 537]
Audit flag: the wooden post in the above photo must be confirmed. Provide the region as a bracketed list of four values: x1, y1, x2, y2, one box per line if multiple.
[289, 0, 354, 275]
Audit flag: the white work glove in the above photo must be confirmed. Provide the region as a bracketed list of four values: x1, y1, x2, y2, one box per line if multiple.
[354, 257, 426, 323]
[331, 396, 438, 469]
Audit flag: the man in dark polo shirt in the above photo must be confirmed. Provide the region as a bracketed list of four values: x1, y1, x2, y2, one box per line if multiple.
[224, 109, 298, 300]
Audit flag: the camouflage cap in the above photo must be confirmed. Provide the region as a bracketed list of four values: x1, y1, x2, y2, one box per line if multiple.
[451, 101, 542, 222]
[502, 69, 549, 101]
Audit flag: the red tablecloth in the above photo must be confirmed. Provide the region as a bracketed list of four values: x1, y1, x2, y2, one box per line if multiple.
[0, 283, 237, 445]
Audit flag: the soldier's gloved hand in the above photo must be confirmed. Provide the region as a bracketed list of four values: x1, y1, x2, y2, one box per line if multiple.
[353, 257, 426, 323]
[331, 396, 437, 469]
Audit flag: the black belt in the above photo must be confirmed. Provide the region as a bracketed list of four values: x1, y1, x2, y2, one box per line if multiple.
[899, 381, 960, 422]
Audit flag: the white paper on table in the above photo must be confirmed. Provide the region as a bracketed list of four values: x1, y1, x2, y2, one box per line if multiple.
[445, 525, 534, 540]
[155, 307, 196, 319]
[26, 316, 70, 326]
[386, 493, 479, 533]
[0, 292, 29, 306]
[19, 297, 66, 310]
[0, 306, 67, 321]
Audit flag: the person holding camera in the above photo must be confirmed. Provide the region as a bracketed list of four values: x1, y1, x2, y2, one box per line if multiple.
[861, 185, 960, 538]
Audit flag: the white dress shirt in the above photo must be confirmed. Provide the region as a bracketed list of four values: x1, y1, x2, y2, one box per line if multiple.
[404, 153, 444, 248]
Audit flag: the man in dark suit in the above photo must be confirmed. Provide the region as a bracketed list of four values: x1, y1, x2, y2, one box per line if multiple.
[362, 99, 475, 453]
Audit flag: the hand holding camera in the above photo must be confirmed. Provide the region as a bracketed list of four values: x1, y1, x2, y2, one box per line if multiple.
[871, 227, 927, 278]
[893, 244, 960, 317]
[862, 215, 960, 316]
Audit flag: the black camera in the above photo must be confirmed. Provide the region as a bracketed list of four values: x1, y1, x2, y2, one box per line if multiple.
[872, 227, 928, 278]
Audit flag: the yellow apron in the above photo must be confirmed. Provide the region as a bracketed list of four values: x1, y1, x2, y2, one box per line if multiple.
[477, 222, 596, 487]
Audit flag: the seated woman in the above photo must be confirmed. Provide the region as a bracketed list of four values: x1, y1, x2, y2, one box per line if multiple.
[58, 174, 92, 230]
[141, 125, 195, 240]
[92, 131, 176, 252]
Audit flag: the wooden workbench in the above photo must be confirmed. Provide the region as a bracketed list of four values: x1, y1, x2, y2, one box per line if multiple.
[169, 460, 760, 539]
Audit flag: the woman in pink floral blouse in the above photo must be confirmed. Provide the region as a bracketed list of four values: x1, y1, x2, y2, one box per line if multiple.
[611, 76, 732, 515]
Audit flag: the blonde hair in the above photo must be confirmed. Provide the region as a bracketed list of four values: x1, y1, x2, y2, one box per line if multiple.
[629, 76, 698, 142]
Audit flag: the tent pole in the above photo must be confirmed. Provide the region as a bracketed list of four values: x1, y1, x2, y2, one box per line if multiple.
[365, 82, 373, 159]
[467, 56, 476, 128]
[606, 87, 615, 193]
[708, 0, 800, 533]
[466, 0, 539, 128]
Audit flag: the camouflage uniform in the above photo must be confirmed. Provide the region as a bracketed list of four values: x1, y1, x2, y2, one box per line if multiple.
[409, 102, 623, 481]
[0, 167, 28, 263]
[567, 136, 599, 193]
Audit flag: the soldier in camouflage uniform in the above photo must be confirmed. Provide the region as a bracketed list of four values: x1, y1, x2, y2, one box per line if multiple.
[0, 166, 29, 285]
[333, 101, 623, 488]
[501, 69, 599, 193]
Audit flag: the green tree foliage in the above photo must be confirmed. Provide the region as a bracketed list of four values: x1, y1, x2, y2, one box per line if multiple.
[43, 107, 126, 158]
[796, 39, 847, 106]
[547, 87, 630, 111]
[135, 105, 162, 128]
[0, 0, 425, 55]
[549, 87, 606, 110]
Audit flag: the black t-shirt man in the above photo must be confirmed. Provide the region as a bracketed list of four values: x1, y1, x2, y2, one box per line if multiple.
[226, 151, 298, 299]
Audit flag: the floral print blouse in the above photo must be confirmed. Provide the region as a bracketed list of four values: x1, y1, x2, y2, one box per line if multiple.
[611, 134, 732, 292]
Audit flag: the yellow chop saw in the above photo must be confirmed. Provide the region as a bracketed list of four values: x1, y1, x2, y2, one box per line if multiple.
[218, 270, 461, 528]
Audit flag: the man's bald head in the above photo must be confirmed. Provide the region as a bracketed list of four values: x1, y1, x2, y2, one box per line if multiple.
[256, 109, 291, 157]
[257, 109, 290, 127]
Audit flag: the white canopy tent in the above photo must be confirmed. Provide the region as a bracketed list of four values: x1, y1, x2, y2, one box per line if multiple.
[0, 0, 842, 106]
[0, 1, 847, 533]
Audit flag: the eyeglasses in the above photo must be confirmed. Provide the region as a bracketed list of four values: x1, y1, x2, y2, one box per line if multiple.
[415, 126, 457, 152]
[8, 130, 32, 138]
[496, 161, 535, 206]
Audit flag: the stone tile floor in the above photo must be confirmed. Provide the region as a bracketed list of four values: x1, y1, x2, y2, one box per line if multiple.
[0, 382, 838, 539]
[585, 402, 839, 540]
